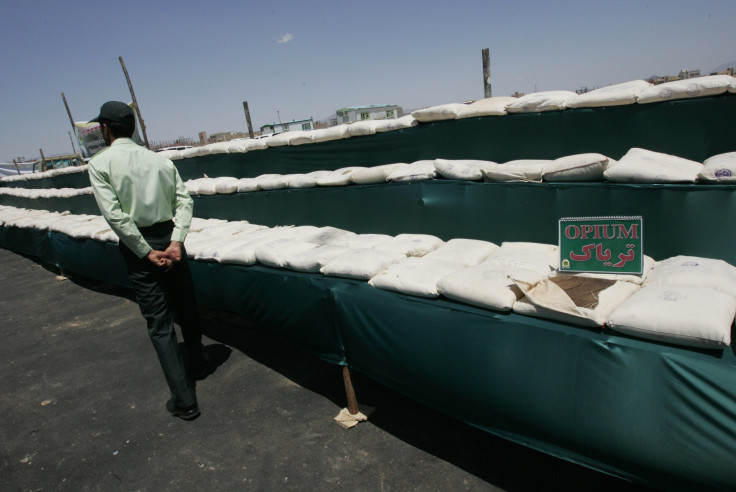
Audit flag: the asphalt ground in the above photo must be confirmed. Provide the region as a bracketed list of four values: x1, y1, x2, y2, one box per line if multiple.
[0, 247, 652, 491]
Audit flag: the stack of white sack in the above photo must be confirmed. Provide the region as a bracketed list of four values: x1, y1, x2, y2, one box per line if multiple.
[164, 116, 419, 161]
[607, 255, 736, 348]
[603, 148, 703, 183]
[350, 163, 409, 184]
[0, 186, 93, 199]
[505, 91, 579, 113]
[637, 74, 735, 104]
[0, 164, 88, 184]
[511, 256, 654, 328]
[387, 160, 437, 182]
[436, 242, 557, 311]
[568, 80, 653, 108]
[181, 148, 734, 193]
[3, 203, 735, 349]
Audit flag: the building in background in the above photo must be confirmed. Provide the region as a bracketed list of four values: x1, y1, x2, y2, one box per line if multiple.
[209, 130, 250, 142]
[260, 117, 315, 135]
[335, 104, 403, 125]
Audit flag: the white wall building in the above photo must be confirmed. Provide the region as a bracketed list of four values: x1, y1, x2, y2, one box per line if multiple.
[260, 118, 315, 135]
[335, 105, 403, 125]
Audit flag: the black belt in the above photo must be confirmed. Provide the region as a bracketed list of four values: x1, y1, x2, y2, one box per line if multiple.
[137, 220, 174, 239]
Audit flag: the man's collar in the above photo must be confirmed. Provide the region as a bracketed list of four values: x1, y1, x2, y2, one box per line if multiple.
[110, 137, 134, 146]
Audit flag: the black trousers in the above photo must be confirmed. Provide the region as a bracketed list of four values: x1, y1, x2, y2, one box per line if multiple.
[118, 221, 203, 408]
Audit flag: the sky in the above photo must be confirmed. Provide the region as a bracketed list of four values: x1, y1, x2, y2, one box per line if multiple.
[1, 0, 735, 162]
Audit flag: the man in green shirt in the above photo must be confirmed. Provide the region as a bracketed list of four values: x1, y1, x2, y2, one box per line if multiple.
[88, 101, 207, 420]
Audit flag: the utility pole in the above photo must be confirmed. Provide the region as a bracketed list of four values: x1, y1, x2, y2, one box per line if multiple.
[39, 149, 47, 173]
[482, 48, 492, 98]
[243, 101, 255, 139]
[119, 56, 150, 149]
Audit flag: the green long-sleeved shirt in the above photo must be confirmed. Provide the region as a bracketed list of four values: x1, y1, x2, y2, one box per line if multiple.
[88, 138, 193, 258]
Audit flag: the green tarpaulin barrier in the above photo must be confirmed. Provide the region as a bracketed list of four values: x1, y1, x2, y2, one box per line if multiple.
[0, 171, 89, 190]
[2, 230, 735, 488]
[174, 95, 736, 181]
[0, 195, 99, 215]
[192, 180, 736, 266]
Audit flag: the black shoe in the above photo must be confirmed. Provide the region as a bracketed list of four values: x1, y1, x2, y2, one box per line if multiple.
[191, 352, 212, 380]
[166, 399, 200, 420]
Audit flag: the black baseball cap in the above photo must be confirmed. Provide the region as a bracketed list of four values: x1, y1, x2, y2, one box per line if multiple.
[90, 101, 134, 123]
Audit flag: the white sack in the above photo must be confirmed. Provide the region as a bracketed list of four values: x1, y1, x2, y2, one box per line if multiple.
[189, 235, 228, 260]
[244, 139, 268, 151]
[258, 174, 297, 190]
[254, 174, 283, 189]
[644, 255, 736, 298]
[188, 217, 227, 233]
[484, 242, 558, 276]
[568, 80, 652, 108]
[310, 125, 350, 143]
[513, 277, 640, 327]
[346, 120, 380, 137]
[374, 115, 418, 132]
[321, 249, 406, 280]
[214, 177, 240, 194]
[226, 139, 249, 153]
[197, 177, 238, 195]
[603, 148, 702, 183]
[637, 75, 734, 104]
[482, 159, 549, 182]
[607, 285, 735, 348]
[369, 257, 462, 298]
[434, 159, 495, 181]
[350, 163, 409, 185]
[698, 152, 736, 183]
[438, 265, 544, 311]
[255, 239, 318, 268]
[424, 238, 499, 266]
[375, 233, 444, 257]
[284, 245, 353, 273]
[185, 178, 207, 195]
[505, 91, 578, 113]
[288, 170, 332, 188]
[199, 221, 261, 237]
[178, 147, 201, 160]
[264, 132, 294, 147]
[387, 160, 437, 182]
[411, 103, 467, 122]
[316, 167, 365, 186]
[456, 97, 515, 119]
[218, 227, 297, 265]
[543, 153, 610, 182]
[286, 131, 314, 146]
[300, 226, 356, 245]
[200, 141, 231, 155]
[332, 233, 393, 249]
[236, 178, 260, 193]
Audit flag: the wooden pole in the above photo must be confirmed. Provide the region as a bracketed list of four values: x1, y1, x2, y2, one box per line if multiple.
[118, 56, 151, 149]
[12, 159, 21, 175]
[243, 101, 255, 139]
[60, 92, 77, 134]
[342, 366, 360, 415]
[39, 149, 47, 173]
[61, 93, 84, 161]
[68, 131, 77, 155]
[482, 48, 492, 98]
